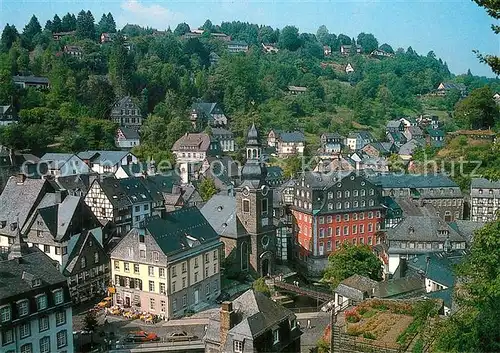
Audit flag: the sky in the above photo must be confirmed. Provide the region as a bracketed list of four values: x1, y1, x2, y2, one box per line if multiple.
[0, 0, 498, 77]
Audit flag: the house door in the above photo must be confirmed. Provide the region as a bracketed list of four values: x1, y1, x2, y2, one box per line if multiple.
[125, 296, 131, 307]
[262, 259, 269, 277]
[194, 290, 199, 304]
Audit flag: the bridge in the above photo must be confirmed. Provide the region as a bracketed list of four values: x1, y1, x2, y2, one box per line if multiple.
[272, 280, 335, 302]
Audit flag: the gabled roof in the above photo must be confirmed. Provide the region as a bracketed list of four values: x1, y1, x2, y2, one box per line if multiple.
[77, 150, 133, 166]
[0, 249, 66, 300]
[229, 289, 295, 338]
[145, 207, 219, 255]
[470, 177, 500, 189]
[0, 177, 50, 237]
[387, 216, 465, 242]
[53, 173, 96, 194]
[63, 229, 107, 275]
[278, 131, 305, 143]
[40, 153, 79, 170]
[200, 194, 240, 238]
[334, 274, 377, 301]
[172, 133, 211, 152]
[439, 82, 466, 91]
[117, 127, 140, 140]
[13, 75, 49, 84]
[448, 220, 486, 244]
[192, 102, 218, 116]
[367, 173, 458, 189]
[399, 139, 424, 156]
[387, 120, 403, 128]
[407, 252, 464, 288]
[426, 128, 445, 137]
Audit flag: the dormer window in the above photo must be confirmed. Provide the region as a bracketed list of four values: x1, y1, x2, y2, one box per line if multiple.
[479, 189, 483, 194]
[36, 294, 47, 311]
[53, 289, 64, 305]
[233, 340, 243, 353]
[32, 278, 41, 287]
[273, 329, 280, 344]
[0, 305, 11, 322]
[17, 300, 29, 317]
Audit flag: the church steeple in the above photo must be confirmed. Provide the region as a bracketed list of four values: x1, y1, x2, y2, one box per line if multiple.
[241, 123, 267, 185]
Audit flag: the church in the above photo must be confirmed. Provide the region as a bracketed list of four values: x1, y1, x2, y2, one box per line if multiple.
[201, 124, 276, 277]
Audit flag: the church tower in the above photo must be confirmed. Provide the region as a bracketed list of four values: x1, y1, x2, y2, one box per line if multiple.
[236, 124, 275, 276]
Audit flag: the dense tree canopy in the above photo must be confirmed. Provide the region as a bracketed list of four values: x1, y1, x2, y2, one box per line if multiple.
[454, 86, 499, 129]
[472, 0, 500, 75]
[322, 244, 383, 288]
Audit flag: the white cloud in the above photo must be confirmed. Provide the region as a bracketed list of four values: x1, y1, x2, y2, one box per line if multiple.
[118, 0, 185, 30]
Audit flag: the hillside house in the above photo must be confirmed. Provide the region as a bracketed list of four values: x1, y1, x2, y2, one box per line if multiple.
[227, 40, 248, 53]
[346, 131, 374, 151]
[110, 96, 142, 128]
[323, 45, 332, 56]
[267, 130, 305, 157]
[403, 126, 424, 141]
[52, 30, 76, 40]
[436, 82, 467, 97]
[386, 120, 405, 134]
[320, 133, 344, 154]
[63, 45, 83, 57]
[190, 102, 227, 130]
[262, 43, 279, 53]
[77, 150, 138, 175]
[340, 45, 362, 55]
[116, 127, 140, 149]
[426, 128, 445, 148]
[209, 52, 220, 66]
[470, 178, 500, 222]
[400, 117, 418, 128]
[399, 139, 425, 161]
[287, 86, 307, 95]
[361, 142, 396, 158]
[345, 63, 355, 73]
[0, 105, 17, 126]
[370, 49, 394, 58]
[40, 153, 90, 177]
[13, 75, 49, 89]
[212, 127, 235, 152]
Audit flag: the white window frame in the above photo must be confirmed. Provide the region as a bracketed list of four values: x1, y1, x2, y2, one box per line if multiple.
[39, 336, 50, 353]
[39, 316, 49, 332]
[20, 322, 31, 339]
[57, 330, 67, 349]
[0, 305, 11, 322]
[17, 300, 29, 317]
[273, 329, 280, 344]
[234, 340, 243, 353]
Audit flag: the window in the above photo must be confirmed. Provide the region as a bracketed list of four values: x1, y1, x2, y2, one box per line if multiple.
[368, 224, 373, 232]
[214, 263, 217, 273]
[0, 306, 11, 322]
[149, 266, 154, 276]
[149, 281, 155, 292]
[153, 252, 159, 262]
[182, 277, 186, 288]
[17, 300, 29, 317]
[243, 199, 250, 213]
[359, 237, 364, 244]
[43, 245, 50, 253]
[369, 189, 374, 196]
[195, 272, 199, 282]
[57, 330, 67, 349]
[182, 262, 187, 273]
[361, 200, 366, 207]
[336, 202, 342, 210]
[328, 227, 333, 236]
[368, 237, 372, 245]
[135, 206, 140, 212]
[20, 344, 32, 353]
[376, 211, 381, 218]
[206, 283, 210, 296]
[81, 257, 86, 269]
[327, 241, 332, 251]
[140, 250, 146, 258]
[337, 191, 342, 198]
[369, 199, 374, 206]
[55, 247, 61, 255]
[160, 300, 166, 313]
[319, 217, 324, 224]
[39, 316, 49, 332]
[195, 258, 199, 268]
[114, 261, 120, 270]
[205, 267, 209, 277]
[124, 262, 130, 272]
[343, 226, 349, 236]
[36, 295, 47, 311]
[149, 298, 155, 310]
[368, 212, 373, 219]
[56, 311, 66, 326]
[361, 189, 366, 196]
[159, 268, 165, 278]
[94, 252, 99, 264]
[319, 228, 325, 238]
[360, 224, 365, 233]
[20, 322, 30, 338]
[353, 190, 358, 197]
[134, 264, 140, 274]
[345, 190, 350, 197]
[40, 336, 50, 353]
[234, 340, 243, 353]
[327, 216, 332, 223]
[344, 214, 349, 221]
[205, 253, 210, 264]
[173, 299, 177, 312]
[273, 329, 280, 344]
[353, 200, 358, 207]
[160, 282, 166, 294]
[2, 329, 13, 345]
[359, 212, 364, 220]
[335, 227, 340, 236]
[352, 225, 357, 234]
[182, 295, 187, 307]
[261, 198, 268, 215]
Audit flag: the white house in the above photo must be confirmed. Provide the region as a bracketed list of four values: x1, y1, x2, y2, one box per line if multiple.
[345, 63, 355, 74]
[116, 127, 140, 149]
[346, 131, 373, 151]
[77, 150, 138, 175]
[40, 153, 90, 177]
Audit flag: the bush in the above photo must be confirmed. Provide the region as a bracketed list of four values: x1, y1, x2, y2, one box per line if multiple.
[346, 326, 361, 336]
[363, 332, 376, 340]
[345, 308, 361, 323]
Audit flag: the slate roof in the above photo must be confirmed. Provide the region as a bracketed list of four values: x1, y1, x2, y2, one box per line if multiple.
[53, 173, 96, 194]
[40, 153, 77, 170]
[0, 177, 49, 237]
[119, 177, 153, 203]
[145, 207, 219, 255]
[117, 127, 140, 140]
[407, 252, 464, 288]
[470, 177, 500, 189]
[439, 82, 466, 91]
[334, 274, 378, 302]
[426, 288, 453, 308]
[387, 120, 402, 128]
[77, 150, 132, 166]
[373, 276, 425, 298]
[278, 131, 305, 143]
[13, 75, 49, 84]
[367, 173, 458, 189]
[266, 166, 284, 181]
[387, 216, 465, 242]
[141, 174, 181, 201]
[212, 127, 233, 137]
[0, 249, 66, 300]
[322, 132, 343, 140]
[230, 289, 295, 338]
[200, 194, 240, 238]
[228, 40, 248, 46]
[97, 177, 133, 208]
[172, 133, 211, 152]
[63, 229, 105, 275]
[427, 128, 445, 138]
[399, 139, 424, 156]
[300, 170, 355, 189]
[448, 220, 485, 244]
[38, 195, 81, 241]
[192, 102, 217, 116]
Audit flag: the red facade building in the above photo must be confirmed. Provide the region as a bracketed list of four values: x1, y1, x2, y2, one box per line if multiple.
[291, 171, 384, 276]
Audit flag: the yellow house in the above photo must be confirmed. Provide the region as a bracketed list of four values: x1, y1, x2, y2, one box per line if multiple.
[110, 207, 223, 319]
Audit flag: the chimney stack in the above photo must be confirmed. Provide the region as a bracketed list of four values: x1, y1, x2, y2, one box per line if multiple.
[15, 173, 26, 184]
[220, 301, 235, 349]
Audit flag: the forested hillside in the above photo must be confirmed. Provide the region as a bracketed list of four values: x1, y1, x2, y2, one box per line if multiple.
[1, 12, 499, 161]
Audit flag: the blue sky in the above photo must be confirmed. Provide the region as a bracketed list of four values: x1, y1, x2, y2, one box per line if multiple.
[1, 0, 498, 77]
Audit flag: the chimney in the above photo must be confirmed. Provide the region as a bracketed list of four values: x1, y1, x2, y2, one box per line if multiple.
[15, 173, 26, 184]
[220, 301, 235, 349]
[55, 190, 68, 204]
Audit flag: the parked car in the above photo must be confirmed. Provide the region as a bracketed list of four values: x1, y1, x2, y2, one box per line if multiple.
[125, 331, 160, 343]
[166, 331, 197, 342]
[216, 291, 230, 304]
